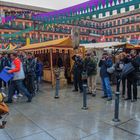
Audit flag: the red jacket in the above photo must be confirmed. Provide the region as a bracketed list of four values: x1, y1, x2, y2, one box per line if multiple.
[9, 58, 21, 73]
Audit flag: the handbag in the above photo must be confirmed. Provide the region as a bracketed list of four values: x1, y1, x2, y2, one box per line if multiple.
[107, 65, 115, 74]
[121, 62, 135, 79]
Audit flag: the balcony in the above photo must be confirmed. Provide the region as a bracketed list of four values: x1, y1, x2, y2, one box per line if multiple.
[0, 24, 25, 30]
[101, 19, 140, 29]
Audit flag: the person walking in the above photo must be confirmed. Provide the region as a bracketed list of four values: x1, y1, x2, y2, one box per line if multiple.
[5, 52, 32, 103]
[99, 52, 113, 101]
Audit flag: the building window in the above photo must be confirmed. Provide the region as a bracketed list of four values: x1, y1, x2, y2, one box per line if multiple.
[49, 35, 53, 40]
[113, 21, 116, 26]
[112, 10, 117, 15]
[117, 28, 120, 34]
[122, 19, 126, 24]
[136, 25, 140, 31]
[99, 13, 103, 18]
[136, 16, 140, 21]
[131, 17, 135, 22]
[106, 30, 108, 35]
[105, 11, 110, 17]
[118, 20, 120, 25]
[131, 26, 135, 32]
[121, 8, 125, 13]
[109, 29, 112, 35]
[126, 26, 130, 32]
[129, 5, 135, 11]
[106, 22, 108, 27]
[113, 29, 116, 34]
[102, 23, 104, 28]
[122, 27, 125, 33]
[93, 15, 96, 18]
[109, 22, 112, 27]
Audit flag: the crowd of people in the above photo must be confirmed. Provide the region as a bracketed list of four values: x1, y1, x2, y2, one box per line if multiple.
[0, 49, 139, 104]
[0, 51, 43, 104]
[72, 49, 140, 102]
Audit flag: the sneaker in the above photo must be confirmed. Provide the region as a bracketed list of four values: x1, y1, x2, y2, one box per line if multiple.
[18, 93, 23, 97]
[13, 94, 18, 99]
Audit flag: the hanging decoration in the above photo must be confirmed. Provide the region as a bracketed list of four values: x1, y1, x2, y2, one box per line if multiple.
[1, 0, 123, 39]
[33, 0, 121, 21]
[1, 11, 31, 24]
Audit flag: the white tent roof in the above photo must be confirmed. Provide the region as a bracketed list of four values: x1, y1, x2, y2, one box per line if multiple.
[80, 42, 126, 49]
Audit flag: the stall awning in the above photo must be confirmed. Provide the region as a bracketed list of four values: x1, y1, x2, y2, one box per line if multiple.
[18, 37, 73, 51]
[126, 44, 140, 49]
[80, 42, 127, 49]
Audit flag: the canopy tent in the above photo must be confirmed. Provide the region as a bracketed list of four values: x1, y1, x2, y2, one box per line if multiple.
[80, 42, 134, 49]
[126, 44, 140, 49]
[17, 37, 85, 87]
[17, 37, 73, 51]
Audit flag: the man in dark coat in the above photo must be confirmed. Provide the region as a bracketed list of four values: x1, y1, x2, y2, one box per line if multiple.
[72, 55, 83, 93]
[126, 50, 140, 102]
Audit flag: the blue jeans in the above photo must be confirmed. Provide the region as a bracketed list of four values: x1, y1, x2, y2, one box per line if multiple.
[8, 80, 31, 102]
[101, 77, 112, 98]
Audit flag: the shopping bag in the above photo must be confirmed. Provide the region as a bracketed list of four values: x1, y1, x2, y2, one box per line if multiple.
[0, 68, 14, 83]
[121, 62, 135, 79]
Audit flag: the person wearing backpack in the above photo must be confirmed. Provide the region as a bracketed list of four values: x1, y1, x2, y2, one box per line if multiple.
[83, 51, 97, 96]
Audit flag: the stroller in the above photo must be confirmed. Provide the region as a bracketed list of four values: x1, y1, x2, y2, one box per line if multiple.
[0, 92, 9, 129]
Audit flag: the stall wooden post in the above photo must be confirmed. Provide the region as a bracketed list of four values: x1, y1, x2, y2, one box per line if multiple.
[50, 49, 54, 87]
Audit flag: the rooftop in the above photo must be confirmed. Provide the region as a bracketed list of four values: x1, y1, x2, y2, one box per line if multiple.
[0, 1, 54, 12]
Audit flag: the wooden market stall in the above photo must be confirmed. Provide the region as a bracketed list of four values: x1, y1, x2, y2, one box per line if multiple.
[18, 37, 84, 87]
[80, 42, 135, 84]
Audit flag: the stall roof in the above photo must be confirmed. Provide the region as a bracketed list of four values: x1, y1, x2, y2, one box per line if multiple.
[80, 42, 129, 49]
[18, 37, 73, 51]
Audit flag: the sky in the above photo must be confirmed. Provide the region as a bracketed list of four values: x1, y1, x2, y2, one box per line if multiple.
[2, 0, 88, 10]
